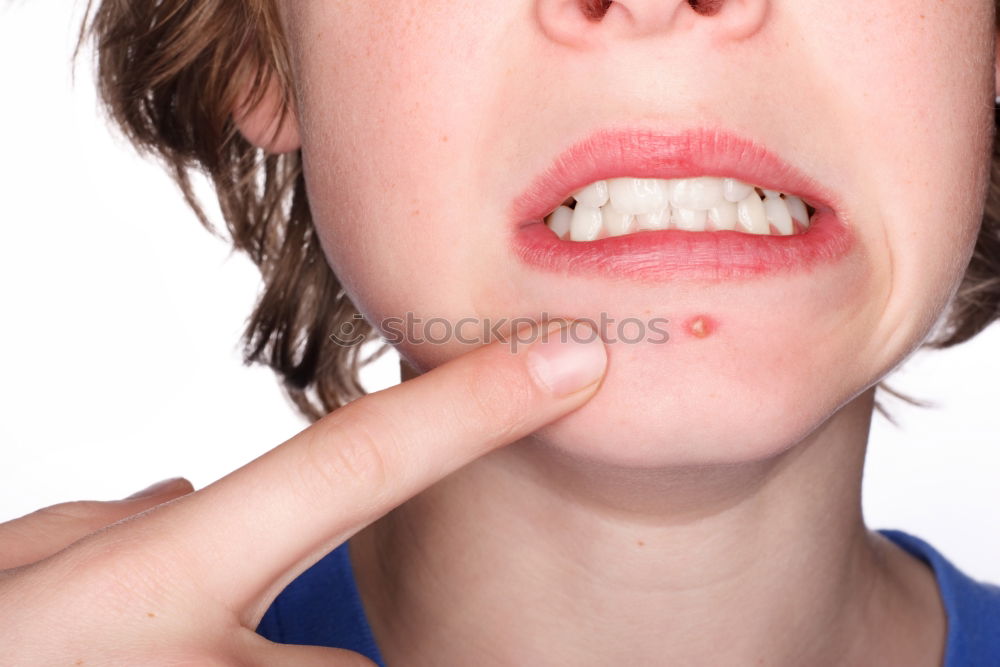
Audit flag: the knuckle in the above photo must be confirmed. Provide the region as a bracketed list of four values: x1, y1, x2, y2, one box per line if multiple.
[39, 516, 192, 603]
[300, 399, 398, 501]
[65, 542, 189, 617]
[57, 534, 158, 584]
[7, 538, 178, 631]
[0, 535, 222, 665]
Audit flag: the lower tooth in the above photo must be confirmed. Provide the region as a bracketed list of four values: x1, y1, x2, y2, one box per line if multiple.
[762, 193, 794, 235]
[783, 195, 810, 229]
[736, 193, 770, 234]
[547, 205, 574, 240]
[708, 201, 738, 231]
[570, 204, 603, 241]
[672, 206, 708, 231]
[603, 206, 636, 237]
[636, 208, 670, 231]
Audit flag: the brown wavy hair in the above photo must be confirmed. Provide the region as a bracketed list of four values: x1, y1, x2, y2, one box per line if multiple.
[77, 1, 1000, 423]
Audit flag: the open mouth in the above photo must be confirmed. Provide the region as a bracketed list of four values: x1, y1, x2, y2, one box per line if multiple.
[544, 176, 819, 241]
[509, 127, 852, 282]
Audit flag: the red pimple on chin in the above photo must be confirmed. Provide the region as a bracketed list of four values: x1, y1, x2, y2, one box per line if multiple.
[684, 315, 716, 339]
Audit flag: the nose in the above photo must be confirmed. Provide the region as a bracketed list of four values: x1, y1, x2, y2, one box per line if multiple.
[536, 0, 767, 46]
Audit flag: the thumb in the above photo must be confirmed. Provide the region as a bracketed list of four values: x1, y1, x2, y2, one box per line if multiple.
[0, 477, 194, 570]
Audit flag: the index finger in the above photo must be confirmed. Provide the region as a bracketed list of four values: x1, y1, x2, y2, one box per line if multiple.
[119, 320, 605, 623]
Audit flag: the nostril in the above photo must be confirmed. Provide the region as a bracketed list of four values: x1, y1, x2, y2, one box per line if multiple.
[688, 0, 724, 16]
[581, 0, 613, 21]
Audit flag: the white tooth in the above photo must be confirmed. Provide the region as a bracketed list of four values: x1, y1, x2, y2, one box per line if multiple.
[573, 180, 609, 208]
[671, 206, 708, 232]
[763, 195, 794, 235]
[569, 204, 603, 241]
[736, 192, 770, 234]
[607, 178, 669, 215]
[547, 205, 573, 240]
[708, 200, 738, 231]
[670, 177, 725, 210]
[761, 188, 782, 199]
[723, 178, 754, 202]
[783, 195, 810, 229]
[636, 208, 670, 231]
[603, 205, 636, 237]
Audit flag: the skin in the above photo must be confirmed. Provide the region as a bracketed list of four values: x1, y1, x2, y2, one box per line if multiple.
[0, 327, 608, 663]
[1, 1, 994, 665]
[237, 0, 998, 665]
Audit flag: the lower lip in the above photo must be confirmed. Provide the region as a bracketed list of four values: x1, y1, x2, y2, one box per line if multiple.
[511, 208, 853, 282]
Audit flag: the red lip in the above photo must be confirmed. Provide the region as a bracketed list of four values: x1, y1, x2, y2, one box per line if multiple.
[508, 127, 853, 282]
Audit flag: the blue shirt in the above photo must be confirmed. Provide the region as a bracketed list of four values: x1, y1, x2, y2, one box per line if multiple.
[255, 528, 1000, 665]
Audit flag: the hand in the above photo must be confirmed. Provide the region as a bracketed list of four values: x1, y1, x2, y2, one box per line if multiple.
[0, 321, 607, 665]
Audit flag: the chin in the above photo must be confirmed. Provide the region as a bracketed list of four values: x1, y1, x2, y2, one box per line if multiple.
[521, 306, 878, 470]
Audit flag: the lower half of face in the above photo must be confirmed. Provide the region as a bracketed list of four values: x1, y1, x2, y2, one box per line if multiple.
[282, 0, 995, 467]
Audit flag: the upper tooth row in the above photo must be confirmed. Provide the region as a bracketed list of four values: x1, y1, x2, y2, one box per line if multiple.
[574, 176, 805, 213]
[546, 176, 811, 241]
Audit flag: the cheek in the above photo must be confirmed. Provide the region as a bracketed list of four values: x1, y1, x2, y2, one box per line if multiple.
[292, 3, 505, 335]
[809, 3, 994, 362]
[314, 213, 479, 356]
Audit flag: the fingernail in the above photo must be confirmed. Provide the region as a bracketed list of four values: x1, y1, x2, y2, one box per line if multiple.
[525, 321, 607, 397]
[126, 477, 187, 500]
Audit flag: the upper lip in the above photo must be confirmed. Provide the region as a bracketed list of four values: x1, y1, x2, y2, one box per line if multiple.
[508, 126, 840, 226]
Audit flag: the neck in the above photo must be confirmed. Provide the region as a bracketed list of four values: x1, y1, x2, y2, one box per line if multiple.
[350, 386, 945, 666]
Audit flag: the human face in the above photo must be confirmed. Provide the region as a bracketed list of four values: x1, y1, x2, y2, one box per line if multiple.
[271, 1, 996, 466]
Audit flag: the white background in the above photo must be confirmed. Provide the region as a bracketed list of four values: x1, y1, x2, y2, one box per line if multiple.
[2, 2, 998, 584]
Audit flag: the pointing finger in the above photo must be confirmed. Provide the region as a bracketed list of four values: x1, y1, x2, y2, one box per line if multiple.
[80, 321, 607, 625]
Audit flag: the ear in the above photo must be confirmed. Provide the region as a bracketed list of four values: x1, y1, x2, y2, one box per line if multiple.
[232, 71, 301, 154]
